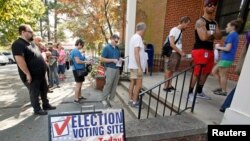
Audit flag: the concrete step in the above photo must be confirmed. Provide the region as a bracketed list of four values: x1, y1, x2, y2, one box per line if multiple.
[116, 85, 154, 119]
[118, 81, 181, 119]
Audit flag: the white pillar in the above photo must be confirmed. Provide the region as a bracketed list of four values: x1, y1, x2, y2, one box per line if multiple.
[124, 0, 137, 72]
[221, 45, 250, 124]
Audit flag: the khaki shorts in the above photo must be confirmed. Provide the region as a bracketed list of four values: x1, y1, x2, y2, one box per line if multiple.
[167, 52, 181, 71]
[130, 69, 143, 79]
[164, 57, 169, 71]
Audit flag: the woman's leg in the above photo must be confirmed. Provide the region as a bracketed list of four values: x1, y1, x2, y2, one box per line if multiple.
[219, 67, 229, 92]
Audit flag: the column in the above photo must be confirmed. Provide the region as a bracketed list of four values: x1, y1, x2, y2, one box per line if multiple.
[221, 45, 250, 124]
[124, 0, 137, 72]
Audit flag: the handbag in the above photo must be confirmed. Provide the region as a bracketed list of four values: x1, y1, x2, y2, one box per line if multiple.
[162, 31, 182, 57]
[75, 69, 88, 77]
[73, 61, 88, 77]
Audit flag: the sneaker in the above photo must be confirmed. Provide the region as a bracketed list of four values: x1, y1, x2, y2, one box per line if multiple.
[188, 93, 198, 103]
[73, 99, 80, 104]
[196, 92, 212, 100]
[102, 100, 111, 108]
[130, 101, 144, 109]
[212, 88, 222, 93]
[128, 99, 133, 105]
[79, 96, 87, 100]
[214, 91, 227, 96]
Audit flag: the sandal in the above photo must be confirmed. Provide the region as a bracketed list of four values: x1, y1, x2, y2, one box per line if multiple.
[79, 96, 87, 100]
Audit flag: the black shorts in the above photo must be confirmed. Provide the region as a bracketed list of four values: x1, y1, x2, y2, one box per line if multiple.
[73, 70, 85, 82]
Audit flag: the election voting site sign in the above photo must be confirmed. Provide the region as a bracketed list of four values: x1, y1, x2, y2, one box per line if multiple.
[48, 109, 125, 141]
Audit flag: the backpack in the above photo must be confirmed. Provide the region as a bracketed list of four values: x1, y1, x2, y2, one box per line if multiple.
[161, 31, 182, 57]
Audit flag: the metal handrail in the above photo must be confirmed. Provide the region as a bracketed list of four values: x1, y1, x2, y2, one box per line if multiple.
[138, 64, 205, 119]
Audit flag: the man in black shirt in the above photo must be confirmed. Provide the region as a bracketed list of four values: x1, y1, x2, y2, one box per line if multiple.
[12, 24, 56, 115]
[188, 0, 222, 102]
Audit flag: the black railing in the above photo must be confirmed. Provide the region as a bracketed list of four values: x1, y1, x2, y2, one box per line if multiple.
[137, 64, 205, 119]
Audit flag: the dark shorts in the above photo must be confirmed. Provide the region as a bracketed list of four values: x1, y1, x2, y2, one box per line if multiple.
[73, 70, 85, 82]
[167, 52, 181, 71]
[58, 64, 65, 74]
[192, 49, 214, 76]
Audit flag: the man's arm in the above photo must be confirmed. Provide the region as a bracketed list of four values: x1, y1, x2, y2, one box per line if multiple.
[14, 55, 32, 83]
[196, 18, 210, 41]
[134, 47, 142, 71]
[214, 22, 223, 40]
[74, 57, 90, 64]
[101, 57, 117, 63]
[169, 36, 185, 56]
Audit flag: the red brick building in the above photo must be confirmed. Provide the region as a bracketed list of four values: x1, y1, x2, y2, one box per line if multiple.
[134, 0, 250, 81]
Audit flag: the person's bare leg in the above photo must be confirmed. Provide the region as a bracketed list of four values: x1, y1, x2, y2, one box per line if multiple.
[212, 64, 220, 85]
[75, 82, 82, 100]
[164, 71, 168, 89]
[166, 70, 173, 88]
[128, 79, 135, 101]
[133, 79, 142, 102]
[219, 68, 229, 92]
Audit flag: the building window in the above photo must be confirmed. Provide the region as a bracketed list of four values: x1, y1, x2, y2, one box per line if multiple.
[216, 0, 250, 33]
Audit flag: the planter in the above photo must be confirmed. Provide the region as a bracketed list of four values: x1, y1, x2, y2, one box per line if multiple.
[95, 75, 105, 91]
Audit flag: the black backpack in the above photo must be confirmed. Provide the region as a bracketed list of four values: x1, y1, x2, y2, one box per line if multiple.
[161, 31, 182, 57]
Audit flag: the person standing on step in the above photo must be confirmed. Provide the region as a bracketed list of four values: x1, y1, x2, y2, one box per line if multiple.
[212, 19, 242, 96]
[128, 22, 147, 108]
[163, 16, 191, 93]
[188, 0, 222, 102]
[101, 34, 122, 108]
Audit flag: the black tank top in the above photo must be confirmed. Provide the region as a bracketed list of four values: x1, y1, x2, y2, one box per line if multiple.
[193, 17, 217, 50]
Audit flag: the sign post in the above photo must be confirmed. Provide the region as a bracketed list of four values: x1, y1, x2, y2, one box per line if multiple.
[48, 109, 126, 141]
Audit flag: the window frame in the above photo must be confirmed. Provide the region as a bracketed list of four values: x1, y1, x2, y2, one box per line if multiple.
[216, 0, 250, 34]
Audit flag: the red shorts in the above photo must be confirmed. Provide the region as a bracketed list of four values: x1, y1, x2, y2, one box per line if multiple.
[192, 49, 214, 76]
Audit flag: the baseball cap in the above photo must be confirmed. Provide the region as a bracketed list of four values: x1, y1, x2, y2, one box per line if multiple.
[204, 0, 218, 6]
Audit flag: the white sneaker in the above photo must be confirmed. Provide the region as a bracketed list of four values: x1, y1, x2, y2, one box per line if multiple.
[196, 92, 212, 100]
[188, 93, 198, 103]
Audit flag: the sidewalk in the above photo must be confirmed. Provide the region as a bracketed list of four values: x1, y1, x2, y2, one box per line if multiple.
[0, 65, 132, 141]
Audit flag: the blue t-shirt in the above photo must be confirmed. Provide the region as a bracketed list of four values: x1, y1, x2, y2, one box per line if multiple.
[221, 31, 239, 61]
[101, 44, 121, 69]
[70, 48, 85, 70]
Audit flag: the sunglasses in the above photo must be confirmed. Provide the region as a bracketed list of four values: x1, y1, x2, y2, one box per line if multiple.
[207, 3, 217, 7]
[115, 40, 119, 44]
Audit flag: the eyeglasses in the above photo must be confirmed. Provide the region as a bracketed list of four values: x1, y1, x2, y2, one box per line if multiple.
[207, 3, 217, 7]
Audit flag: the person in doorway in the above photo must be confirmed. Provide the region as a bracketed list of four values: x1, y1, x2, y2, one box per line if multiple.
[163, 16, 191, 93]
[101, 34, 122, 107]
[212, 19, 242, 96]
[188, 0, 222, 102]
[12, 24, 56, 115]
[128, 22, 147, 108]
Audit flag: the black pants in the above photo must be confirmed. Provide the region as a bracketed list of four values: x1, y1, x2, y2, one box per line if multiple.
[24, 77, 49, 112]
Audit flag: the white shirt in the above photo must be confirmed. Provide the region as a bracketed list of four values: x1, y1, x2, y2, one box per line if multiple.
[168, 27, 182, 52]
[128, 33, 145, 70]
[141, 51, 148, 72]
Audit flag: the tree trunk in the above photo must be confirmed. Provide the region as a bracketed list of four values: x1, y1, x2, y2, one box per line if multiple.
[104, 0, 113, 36]
[45, 0, 51, 41]
[40, 18, 43, 38]
[54, 0, 58, 43]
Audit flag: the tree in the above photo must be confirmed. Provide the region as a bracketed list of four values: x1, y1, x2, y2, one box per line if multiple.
[0, 0, 45, 44]
[57, 0, 122, 45]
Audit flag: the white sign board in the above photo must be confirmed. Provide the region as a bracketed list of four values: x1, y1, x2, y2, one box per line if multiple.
[48, 109, 125, 141]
